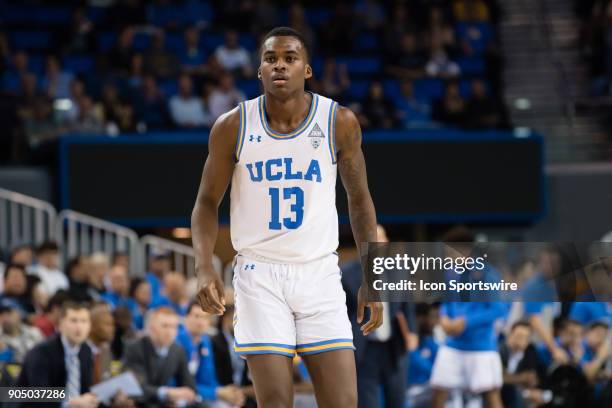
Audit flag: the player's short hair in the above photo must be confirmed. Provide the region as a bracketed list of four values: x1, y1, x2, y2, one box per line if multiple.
[260, 26, 310, 63]
[36, 240, 59, 255]
[587, 321, 609, 331]
[151, 306, 177, 317]
[3, 263, 26, 280]
[510, 320, 532, 332]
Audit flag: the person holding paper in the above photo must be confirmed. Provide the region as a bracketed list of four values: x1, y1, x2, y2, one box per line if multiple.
[122, 306, 197, 407]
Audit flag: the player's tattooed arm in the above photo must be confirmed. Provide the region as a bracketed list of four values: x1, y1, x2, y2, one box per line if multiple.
[191, 107, 239, 315]
[336, 106, 382, 335]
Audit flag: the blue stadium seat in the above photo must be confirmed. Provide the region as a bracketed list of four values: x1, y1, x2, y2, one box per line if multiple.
[28, 54, 45, 75]
[355, 34, 379, 52]
[459, 78, 490, 98]
[413, 79, 445, 101]
[87, 7, 106, 24]
[33, 7, 71, 25]
[236, 79, 261, 99]
[383, 79, 402, 101]
[305, 8, 332, 26]
[159, 79, 178, 97]
[338, 57, 381, 76]
[165, 33, 185, 53]
[97, 32, 117, 52]
[456, 57, 486, 76]
[239, 34, 256, 51]
[9, 31, 52, 51]
[63, 56, 95, 75]
[346, 80, 370, 100]
[202, 33, 224, 53]
[133, 33, 152, 52]
[455, 22, 494, 56]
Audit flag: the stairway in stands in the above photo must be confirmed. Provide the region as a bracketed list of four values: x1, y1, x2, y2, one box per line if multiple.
[500, 0, 612, 162]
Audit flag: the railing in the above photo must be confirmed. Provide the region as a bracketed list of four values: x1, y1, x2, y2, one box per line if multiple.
[56, 209, 142, 275]
[0, 187, 56, 251]
[140, 234, 222, 280]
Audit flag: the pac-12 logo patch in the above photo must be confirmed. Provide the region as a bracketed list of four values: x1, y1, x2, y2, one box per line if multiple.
[308, 123, 325, 149]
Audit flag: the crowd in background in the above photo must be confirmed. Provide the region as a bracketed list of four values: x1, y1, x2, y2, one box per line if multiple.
[0, 235, 609, 407]
[0, 0, 510, 166]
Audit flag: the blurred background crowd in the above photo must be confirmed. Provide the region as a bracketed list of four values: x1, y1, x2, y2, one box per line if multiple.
[0, 230, 609, 407]
[0, 0, 509, 166]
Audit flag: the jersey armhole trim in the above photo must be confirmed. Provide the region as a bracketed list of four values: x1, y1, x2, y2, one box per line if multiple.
[234, 102, 246, 162]
[327, 101, 338, 164]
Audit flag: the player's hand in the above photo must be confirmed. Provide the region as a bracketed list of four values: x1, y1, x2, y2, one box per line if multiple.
[68, 393, 99, 408]
[217, 385, 245, 406]
[196, 269, 226, 315]
[357, 284, 383, 335]
[551, 345, 569, 365]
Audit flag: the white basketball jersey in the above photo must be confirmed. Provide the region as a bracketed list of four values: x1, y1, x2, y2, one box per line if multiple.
[230, 92, 340, 263]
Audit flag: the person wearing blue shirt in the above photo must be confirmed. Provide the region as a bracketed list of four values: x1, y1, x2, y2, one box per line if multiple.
[176, 302, 244, 406]
[126, 277, 151, 331]
[569, 302, 611, 326]
[536, 319, 587, 368]
[101, 265, 131, 309]
[146, 250, 172, 306]
[430, 227, 506, 408]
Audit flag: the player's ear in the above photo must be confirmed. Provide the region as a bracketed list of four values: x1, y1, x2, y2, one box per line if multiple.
[257, 69, 262, 80]
[305, 64, 313, 80]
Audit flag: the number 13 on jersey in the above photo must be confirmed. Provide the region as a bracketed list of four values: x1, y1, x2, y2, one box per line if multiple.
[268, 187, 304, 230]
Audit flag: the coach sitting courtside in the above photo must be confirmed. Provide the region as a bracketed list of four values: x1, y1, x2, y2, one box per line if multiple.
[122, 306, 197, 407]
[18, 301, 99, 408]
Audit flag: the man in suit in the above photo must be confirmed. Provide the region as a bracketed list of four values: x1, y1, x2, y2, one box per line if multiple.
[122, 306, 197, 407]
[18, 301, 99, 408]
[88, 302, 115, 384]
[341, 225, 415, 408]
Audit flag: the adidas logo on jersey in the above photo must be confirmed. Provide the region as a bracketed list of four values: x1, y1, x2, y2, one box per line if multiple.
[308, 123, 325, 149]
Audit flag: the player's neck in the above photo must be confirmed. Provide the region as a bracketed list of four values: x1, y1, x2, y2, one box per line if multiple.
[263, 90, 311, 132]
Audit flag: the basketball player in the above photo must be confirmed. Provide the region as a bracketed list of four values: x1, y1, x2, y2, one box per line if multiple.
[191, 27, 382, 408]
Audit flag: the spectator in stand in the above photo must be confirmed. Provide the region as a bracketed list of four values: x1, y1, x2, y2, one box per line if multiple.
[1, 51, 31, 95]
[569, 301, 611, 326]
[499, 321, 542, 408]
[208, 72, 245, 121]
[0, 308, 44, 363]
[56, 78, 86, 125]
[214, 30, 254, 79]
[132, 74, 170, 131]
[362, 81, 399, 129]
[146, 249, 171, 305]
[0, 263, 35, 316]
[127, 53, 145, 89]
[102, 265, 130, 308]
[9, 244, 34, 271]
[87, 302, 115, 384]
[406, 303, 440, 408]
[30, 241, 69, 297]
[160, 272, 190, 316]
[395, 79, 432, 128]
[427, 7, 457, 53]
[24, 97, 60, 149]
[287, 4, 316, 55]
[127, 277, 151, 331]
[582, 322, 610, 384]
[71, 95, 105, 135]
[463, 79, 504, 129]
[169, 74, 211, 128]
[122, 307, 197, 407]
[60, 6, 97, 55]
[383, 4, 418, 55]
[41, 55, 74, 100]
[100, 83, 135, 135]
[112, 304, 137, 360]
[145, 31, 179, 79]
[67, 256, 93, 303]
[432, 82, 465, 127]
[354, 0, 386, 32]
[108, 26, 135, 75]
[112, 252, 130, 269]
[386, 33, 427, 80]
[180, 27, 208, 75]
[18, 302, 99, 408]
[538, 319, 586, 367]
[87, 253, 110, 301]
[313, 57, 351, 104]
[425, 39, 461, 79]
[32, 290, 68, 337]
[177, 301, 245, 406]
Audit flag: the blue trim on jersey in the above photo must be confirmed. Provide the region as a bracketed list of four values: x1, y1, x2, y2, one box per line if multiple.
[327, 102, 338, 164]
[295, 338, 353, 348]
[297, 345, 355, 356]
[235, 102, 246, 161]
[259, 92, 318, 139]
[234, 341, 296, 349]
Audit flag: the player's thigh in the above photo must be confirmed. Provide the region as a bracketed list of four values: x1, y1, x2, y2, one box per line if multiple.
[246, 354, 294, 408]
[233, 256, 296, 357]
[302, 349, 358, 408]
[465, 351, 503, 393]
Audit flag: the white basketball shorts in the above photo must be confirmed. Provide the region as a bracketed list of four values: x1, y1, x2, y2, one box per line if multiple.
[430, 346, 503, 393]
[232, 252, 354, 358]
